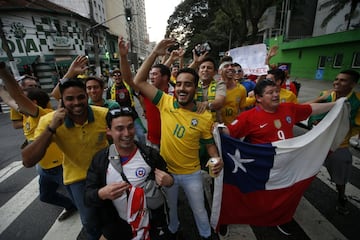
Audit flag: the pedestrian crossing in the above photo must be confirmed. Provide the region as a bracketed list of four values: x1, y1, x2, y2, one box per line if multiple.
[0, 102, 10, 114]
[0, 157, 359, 240]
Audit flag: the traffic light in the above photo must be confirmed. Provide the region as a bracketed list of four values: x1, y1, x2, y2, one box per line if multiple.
[125, 8, 132, 22]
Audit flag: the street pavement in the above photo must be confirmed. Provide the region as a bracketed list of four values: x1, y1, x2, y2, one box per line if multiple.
[0, 78, 360, 240]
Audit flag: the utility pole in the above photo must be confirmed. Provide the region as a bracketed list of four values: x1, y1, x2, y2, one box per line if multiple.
[0, 18, 20, 77]
[88, 0, 101, 76]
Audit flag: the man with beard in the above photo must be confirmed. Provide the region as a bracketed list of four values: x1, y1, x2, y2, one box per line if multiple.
[22, 79, 109, 240]
[131, 38, 223, 240]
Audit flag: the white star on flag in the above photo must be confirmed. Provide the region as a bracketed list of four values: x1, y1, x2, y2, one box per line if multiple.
[227, 148, 254, 173]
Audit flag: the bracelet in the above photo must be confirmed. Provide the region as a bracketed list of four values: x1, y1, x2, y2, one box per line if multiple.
[207, 102, 212, 110]
[47, 125, 56, 134]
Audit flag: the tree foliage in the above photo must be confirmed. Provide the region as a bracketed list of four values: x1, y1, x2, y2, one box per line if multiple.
[165, 0, 277, 60]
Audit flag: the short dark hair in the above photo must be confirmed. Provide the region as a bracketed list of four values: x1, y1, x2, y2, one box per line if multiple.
[59, 78, 86, 95]
[85, 76, 105, 89]
[200, 57, 217, 70]
[340, 69, 360, 84]
[177, 68, 200, 87]
[220, 55, 233, 64]
[106, 107, 136, 128]
[24, 88, 50, 109]
[232, 62, 242, 68]
[268, 69, 286, 85]
[254, 79, 277, 97]
[152, 64, 171, 80]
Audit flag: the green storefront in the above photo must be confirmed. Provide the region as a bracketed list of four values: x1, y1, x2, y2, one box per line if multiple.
[268, 29, 360, 81]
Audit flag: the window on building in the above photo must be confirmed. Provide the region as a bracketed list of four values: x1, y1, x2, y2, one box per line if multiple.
[333, 53, 343, 68]
[352, 52, 360, 68]
[318, 56, 326, 69]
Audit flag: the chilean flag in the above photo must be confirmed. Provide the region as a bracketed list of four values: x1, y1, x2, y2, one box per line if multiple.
[211, 98, 350, 229]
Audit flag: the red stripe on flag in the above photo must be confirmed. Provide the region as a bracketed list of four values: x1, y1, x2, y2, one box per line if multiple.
[217, 175, 315, 228]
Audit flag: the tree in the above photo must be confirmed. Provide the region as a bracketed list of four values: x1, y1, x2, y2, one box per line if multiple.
[165, 0, 277, 61]
[319, 0, 360, 30]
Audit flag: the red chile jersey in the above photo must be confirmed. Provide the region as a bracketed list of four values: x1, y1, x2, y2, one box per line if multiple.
[227, 103, 312, 144]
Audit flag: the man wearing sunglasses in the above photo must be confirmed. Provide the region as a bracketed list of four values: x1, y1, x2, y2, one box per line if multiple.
[130, 38, 223, 240]
[106, 68, 147, 146]
[85, 107, 173, 239]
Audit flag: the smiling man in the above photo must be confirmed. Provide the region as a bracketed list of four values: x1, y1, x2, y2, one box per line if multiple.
[85, 76, 119, 110]
[130, 38, 223, 240]
[308, 69, 360, 215]
[221, 79, 337, 235]
[22, 79, 109, 240]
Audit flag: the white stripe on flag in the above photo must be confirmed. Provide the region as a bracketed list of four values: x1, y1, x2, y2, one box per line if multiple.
[268, 98, 349, 190]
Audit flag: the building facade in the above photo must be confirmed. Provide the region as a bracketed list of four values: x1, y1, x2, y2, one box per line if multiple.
[265, 0, 360, 81]
[0, 0, 150, 91]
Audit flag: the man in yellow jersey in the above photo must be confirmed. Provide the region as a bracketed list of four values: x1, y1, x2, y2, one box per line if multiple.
[10, 75, 39, 130]
[218, 61, 247, 125]
[308, 69, 360, 215]
[0, 63, 76, 221]
[129, 38, 223, 240]
[22, 79, 109, 240]
[267, 69, 297, 103]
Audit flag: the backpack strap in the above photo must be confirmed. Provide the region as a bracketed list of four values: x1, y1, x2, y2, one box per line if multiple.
[108, 144, 130, 184]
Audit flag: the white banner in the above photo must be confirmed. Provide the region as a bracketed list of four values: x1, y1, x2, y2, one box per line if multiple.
[228, 43, 269, 76]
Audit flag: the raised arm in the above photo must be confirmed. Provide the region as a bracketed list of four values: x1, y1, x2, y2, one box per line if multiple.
[133, 39, 176, 101]
[118, 36, 138, 91]
[51, 56, 88, 99]
[0, 85, 18, 110]
[163, 48, 185, 67]
[22, 100, 66, 167]
[0, 62, 38, 116]
[310, 101, 336, 115]
[188, 48, 208, 70]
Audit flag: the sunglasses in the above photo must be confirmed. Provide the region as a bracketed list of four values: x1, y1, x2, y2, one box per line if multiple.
[234, 69, 243, 74]
[113, 73, 122, 77]
[109, 107, 133, 116]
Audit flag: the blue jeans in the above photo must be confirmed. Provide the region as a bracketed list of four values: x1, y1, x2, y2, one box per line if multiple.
[36, 165, 75, 210]
[66, 180, 101, 240]
[165, 170, 211, 238]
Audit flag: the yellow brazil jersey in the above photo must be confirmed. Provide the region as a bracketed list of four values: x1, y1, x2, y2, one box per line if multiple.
[35, 106, 109, 184]
[10, 108, 23, 121]
[221, 83, 247, 125]
[280, 88, 297, 103]
[26, 107, 63, 169]
[153, 90, 214, 175]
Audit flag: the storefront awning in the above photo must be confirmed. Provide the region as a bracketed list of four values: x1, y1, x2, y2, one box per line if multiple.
[54, 56, 74, 66]
[0, 55, 40, 66]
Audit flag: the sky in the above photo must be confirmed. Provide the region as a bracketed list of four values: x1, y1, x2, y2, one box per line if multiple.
[144, 0, 183, 43]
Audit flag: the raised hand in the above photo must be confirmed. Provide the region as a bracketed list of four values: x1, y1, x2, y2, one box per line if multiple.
[118, 36, 130, 57]
[49, 99, 67, 130]
[64, 56, 88, 78]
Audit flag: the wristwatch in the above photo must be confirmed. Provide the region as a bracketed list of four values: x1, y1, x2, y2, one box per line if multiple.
[59, 77, 70, 85]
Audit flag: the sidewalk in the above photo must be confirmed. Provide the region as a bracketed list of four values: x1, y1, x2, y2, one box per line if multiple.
[295, 78, 360, 103]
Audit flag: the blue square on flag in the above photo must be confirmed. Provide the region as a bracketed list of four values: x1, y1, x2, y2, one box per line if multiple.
[220, 134, 276, 193]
